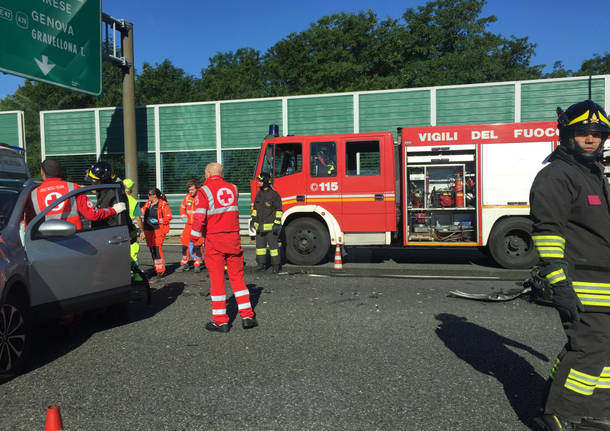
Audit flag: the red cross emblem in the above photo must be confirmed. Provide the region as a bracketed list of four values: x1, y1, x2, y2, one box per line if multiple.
[45, 192, 65, 212]
[217, 187, 235, 206]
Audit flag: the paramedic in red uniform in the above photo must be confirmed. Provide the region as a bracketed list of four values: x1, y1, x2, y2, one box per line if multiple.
[176, 179, 203, 273]
[25, 158, 125, 226]
[140, 188, 172, 280]
[190, 162, 258, 333]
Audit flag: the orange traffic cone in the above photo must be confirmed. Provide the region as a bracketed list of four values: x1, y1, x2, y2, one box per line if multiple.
[332, 243, 344, 272]
[45, 405, 64, 431]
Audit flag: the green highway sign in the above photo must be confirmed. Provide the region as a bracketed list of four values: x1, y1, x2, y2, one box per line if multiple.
[0, 0, 102, 95]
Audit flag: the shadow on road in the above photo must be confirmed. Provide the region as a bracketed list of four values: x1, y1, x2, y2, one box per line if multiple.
[434, 313, 549, 429]
[25, 282, 184, 375]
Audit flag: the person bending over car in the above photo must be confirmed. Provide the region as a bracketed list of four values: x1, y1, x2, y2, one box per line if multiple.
[24, 158, 125, 228]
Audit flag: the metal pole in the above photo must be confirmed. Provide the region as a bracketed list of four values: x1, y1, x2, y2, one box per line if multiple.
[122, 21, 138, 196]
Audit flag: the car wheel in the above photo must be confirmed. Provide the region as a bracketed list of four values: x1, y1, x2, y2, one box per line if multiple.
[0, 293, 31, 383]
[487, 217, 537, 269]
[285, 218, 330, 265]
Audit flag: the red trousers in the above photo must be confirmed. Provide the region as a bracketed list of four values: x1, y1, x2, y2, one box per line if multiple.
[204, 231, 254, 324]
[180, 223, 203, 267]
[144, 229, 166, 274]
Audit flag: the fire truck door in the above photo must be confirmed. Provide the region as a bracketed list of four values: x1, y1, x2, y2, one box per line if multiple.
[341, 139, 389, 232]
[270, 142, 306, 208]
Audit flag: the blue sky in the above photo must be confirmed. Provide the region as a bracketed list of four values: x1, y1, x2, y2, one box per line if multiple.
[1, 0, 608, 99]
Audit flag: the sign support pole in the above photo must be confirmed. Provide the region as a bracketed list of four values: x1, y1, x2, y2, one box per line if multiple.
[121, 22, 138, 197]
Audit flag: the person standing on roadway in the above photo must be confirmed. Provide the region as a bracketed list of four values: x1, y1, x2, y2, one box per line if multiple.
[176, 179, 203, 273]
[529, 100, 610, 430]
[190, 162, 257, 333]
[251, 172, 283, 273]
[123, 178, 145, 268]
[24, 158, 125, 226]
[140, 188, 172, 280]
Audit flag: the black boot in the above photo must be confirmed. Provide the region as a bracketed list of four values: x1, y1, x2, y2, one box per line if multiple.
[205, 322, 230, 333]
[255, 264, 266, 271]
[272, 265, 281, 274]
[242, 317, 258, 329]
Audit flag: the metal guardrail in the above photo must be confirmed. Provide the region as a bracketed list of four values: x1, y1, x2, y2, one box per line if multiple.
[169, 215, 251, 236]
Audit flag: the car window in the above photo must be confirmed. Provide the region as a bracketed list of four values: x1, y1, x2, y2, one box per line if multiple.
[0, 189, 19, 230]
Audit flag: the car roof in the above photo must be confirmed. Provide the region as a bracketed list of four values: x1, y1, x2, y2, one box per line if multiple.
[0, 144, 29, 182]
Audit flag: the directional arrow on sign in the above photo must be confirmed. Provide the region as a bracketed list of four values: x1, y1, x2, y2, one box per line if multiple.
[34, 55, 56, 76]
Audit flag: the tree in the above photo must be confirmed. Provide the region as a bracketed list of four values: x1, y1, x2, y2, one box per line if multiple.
[136, 59, 198, 105]
[577, 52, 610, 76]
[398, 0, 542, 87]
[198, 48, 267, 101]
[264, 10, 399, 95]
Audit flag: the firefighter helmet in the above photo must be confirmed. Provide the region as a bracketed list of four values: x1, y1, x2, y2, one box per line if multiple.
[256, 172, 273, 188]
[557, 100, 610, 162]
[86, 161, 116, 183]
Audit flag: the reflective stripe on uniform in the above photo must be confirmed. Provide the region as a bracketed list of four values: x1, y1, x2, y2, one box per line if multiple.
[211, 295, 226, 301]
[238, 302, 252, 310]
[564, 368, 598, 395]
[573, 281, 610, 307]
[270, 249, 279, 257]
[234, 289, 249, 298]
[208, 205, 239, 215]
[191, 230, 202, 237]
[533, 235, 565, 259]
[201, 186, 215, 210]
[536, 248, 565, 259]
[532, 235, 566, 249]
[597, 367, 610, 389]
[545, 269, 566, 285]
[212, 309, 227, 315]
[256, 248, 267, 256]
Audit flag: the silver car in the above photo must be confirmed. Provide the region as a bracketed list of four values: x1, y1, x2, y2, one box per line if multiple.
[0, 145, 137, 382]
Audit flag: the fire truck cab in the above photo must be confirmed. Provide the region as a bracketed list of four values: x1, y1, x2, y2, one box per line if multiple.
[250, 122, 558, 269]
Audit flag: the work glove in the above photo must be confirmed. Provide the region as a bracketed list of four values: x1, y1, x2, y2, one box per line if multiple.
[249, 219, 256, 232]
[539, 262, 583, 323]
[112, 202, 126, 214]
[272, 223, 282, 236]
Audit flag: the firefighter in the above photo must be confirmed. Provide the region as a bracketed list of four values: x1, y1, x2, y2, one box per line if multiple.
[313, 146, 336, 177]
[24, 158, 125, 226]
[140, 188, 172, 280]
[530, 100, 610, 430]
[123, 178, 145, 269]
[176, 179, 204, 273]
[190, 162, 257, 333]
[251, 172, 283, 273]
[85, 162, 134, 232]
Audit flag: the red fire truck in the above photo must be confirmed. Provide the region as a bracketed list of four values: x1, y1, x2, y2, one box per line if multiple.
[250, 121, 559, 269]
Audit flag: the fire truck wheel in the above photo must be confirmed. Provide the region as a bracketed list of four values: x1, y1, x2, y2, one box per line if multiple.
[284, 218, 330, 266]
[487, 217, 537, 269]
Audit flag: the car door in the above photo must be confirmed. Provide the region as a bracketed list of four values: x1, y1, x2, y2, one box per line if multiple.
[24, 184, 131, 308]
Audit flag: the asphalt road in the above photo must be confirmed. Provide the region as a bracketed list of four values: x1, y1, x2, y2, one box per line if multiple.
[0, 243, 562, 430]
